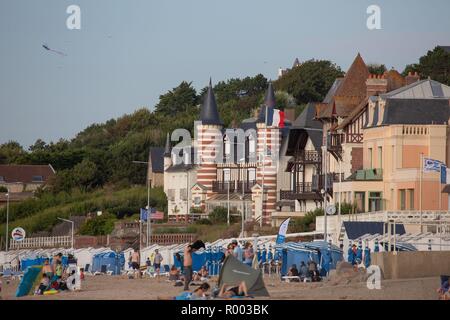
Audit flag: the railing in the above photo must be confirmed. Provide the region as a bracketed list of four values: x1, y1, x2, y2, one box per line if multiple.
[292, 150, 322, 163]
[9, 236, 72, 250]
[327, 133, 344, 160]
[311, 173, 344, 192]
[212, 180, 256, 193]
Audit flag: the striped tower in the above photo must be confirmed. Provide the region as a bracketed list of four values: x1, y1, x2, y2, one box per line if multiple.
[196, 79, 223, 196]
[255, 82, 282, 225]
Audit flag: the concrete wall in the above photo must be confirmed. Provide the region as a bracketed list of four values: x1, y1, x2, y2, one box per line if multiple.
[372, 251, 450, 280]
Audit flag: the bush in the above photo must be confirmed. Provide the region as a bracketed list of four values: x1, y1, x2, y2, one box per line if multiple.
[208, 207, 238, 224]
[79, 213, 116, 236]
[290, 208, 324, 233]
[0, 186, 8, 193]
[195, 218, 212, 225]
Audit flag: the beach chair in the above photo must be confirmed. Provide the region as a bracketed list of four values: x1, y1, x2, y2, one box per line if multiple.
[94, 265, 108, 275]
[159, 265, 170, 277]
[281, 276, 301, 283]
[84, 264, 93, 276]
[2, 269, 12, 280]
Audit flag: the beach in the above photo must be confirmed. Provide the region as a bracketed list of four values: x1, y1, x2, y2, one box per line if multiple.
[1, 275, 440, 300]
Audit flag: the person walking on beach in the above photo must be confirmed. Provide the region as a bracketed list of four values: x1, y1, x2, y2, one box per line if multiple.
[153, 249, 163, 277]
[131, 249, 141, 279]
[183, 244, 193, 290]
[183, 240, 205, 291]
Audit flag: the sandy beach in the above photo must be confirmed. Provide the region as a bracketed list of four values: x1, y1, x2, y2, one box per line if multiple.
[1, 274, 440, 300]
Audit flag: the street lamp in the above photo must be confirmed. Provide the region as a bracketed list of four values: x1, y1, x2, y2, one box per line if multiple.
[5, 188, 10, 252]
[57, 217, 74, 250]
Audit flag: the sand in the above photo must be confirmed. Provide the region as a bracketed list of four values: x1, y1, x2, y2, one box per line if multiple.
[0, 274, 440, 300]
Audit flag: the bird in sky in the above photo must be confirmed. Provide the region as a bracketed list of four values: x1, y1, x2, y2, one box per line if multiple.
[42, 43, 67, 57]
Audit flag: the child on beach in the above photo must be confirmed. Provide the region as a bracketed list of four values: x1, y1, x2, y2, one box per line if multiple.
[36, 274, 50, 295]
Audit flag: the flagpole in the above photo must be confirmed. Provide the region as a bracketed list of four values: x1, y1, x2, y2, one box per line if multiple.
[439, 163, 442, 212]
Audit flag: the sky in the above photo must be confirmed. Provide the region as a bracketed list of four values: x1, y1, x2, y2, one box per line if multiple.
[1, 0, 450, 148]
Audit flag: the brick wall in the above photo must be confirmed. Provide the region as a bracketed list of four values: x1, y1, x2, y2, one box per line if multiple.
[74, 235, 108, 248]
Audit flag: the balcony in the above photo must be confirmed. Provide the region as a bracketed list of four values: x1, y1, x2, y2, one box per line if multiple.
[279, 183, 322, 201]
[354, 168, 383, 181]
[212, 180, 257, 194]
[311, 173, 344, 194]
[327, 133, 344, 161]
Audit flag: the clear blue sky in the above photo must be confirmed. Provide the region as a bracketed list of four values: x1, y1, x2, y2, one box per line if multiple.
[1, 0, 449, 148]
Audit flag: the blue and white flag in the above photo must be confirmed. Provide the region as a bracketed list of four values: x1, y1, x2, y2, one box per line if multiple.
[275, 218, 290, 245]
[423, 158, 442, 172]
[441, 164, 447, 184]
[140, 208, 148, 222]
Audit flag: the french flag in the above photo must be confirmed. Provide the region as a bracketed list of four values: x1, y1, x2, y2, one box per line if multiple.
[267, 109, 285, 128]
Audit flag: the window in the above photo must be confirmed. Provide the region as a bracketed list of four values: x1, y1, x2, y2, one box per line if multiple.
[354, 192, 365, 213]
[400, 189, 406, 210]
[180, 188, 187, 200]
[408, 189, 414, 210]
[184, 148, 190, 164]
[224, 135, 231, 156]
[391, 145, 395, 172]
[168, 189, 175, 201]
[248, 168, 256, 182]
[378, 146, 382, 169]
[0, 176, 4, 182]
[223, 169, 231, 182]
[368, 192, 383, 212]
[194, 197, 201, 205]
[368, 148, 373, 168]
[32, 175, 44, 182]
[249, 135, 256, 153]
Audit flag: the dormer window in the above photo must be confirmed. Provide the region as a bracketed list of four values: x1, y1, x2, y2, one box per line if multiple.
[224, 135, 231, 157]
[32, 175, 43, 182]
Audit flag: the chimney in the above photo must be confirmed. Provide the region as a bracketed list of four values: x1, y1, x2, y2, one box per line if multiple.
[366, 73, 388, 97]
[405, 71, 420, 85]
[284, 108, 296, 123]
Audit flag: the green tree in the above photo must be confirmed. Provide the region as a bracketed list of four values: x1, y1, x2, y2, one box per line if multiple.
[274, 60, 344, 105]
[402, 46, 450, 85]
[155, 81, 198, 116]
[72, 159, 100, 191]
[79, 213, 116, 236]
[0, 141, 26, 164]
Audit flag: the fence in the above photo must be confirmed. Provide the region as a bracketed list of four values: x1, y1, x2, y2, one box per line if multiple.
[150, 233, 196, 245]
[9, 236, 72, 250]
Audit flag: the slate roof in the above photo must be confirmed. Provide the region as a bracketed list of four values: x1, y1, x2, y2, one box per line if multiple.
[0, 164, 55, 184]
[148, 147, 165, 173]
[165, 164, 196, 173]
[381, 79, 450, 99]
[343, 221, 406, 240]
[257, 81, 276, 123]
[200, 79, 223, 126]
[377, 98, 450, 127]
[292, 103, 322, 129]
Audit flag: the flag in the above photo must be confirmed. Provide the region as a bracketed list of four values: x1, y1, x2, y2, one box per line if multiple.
[441, 165, 447, 184]
[423, 158, 442, 172]
[266, 108, 285, 128]
[140, 208, 164, 221]
[140, 208, 148, 222]
[275, 218, 290, 245]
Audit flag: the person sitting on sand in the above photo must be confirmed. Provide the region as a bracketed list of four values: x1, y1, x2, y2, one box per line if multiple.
[190, 283, 210, 300]
[194, 266, 209, 282]
[42, 259, 53, 279]
[437, 276, 449, 300]
[287, 264, 300, 282]
[218, 281, 249, 298]
[36, 274, 50, 295]
[169, 265, 181, 281]
[299, 261, 308, 280]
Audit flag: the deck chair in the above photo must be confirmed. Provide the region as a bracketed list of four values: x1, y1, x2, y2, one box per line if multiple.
[84, 264, 93, 276]
[2, 269, 12, 280]
[159, 265, 170, 277]
[282, 276, 301, 283]
[94, 265, 108, 275]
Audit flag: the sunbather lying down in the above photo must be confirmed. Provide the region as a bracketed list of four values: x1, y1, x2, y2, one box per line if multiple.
[157, 283, 211, 300]
[218, 281, 249, 298]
